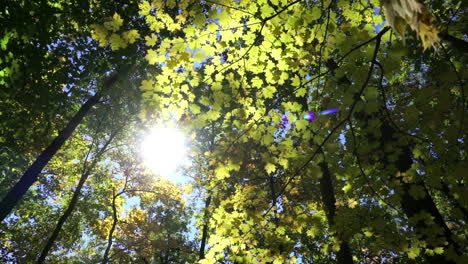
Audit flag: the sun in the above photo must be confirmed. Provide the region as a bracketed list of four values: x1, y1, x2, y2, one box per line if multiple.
[141, 126, 188, 177]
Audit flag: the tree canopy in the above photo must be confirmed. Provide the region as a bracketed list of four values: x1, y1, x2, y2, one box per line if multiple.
[1, 0, 467, 263]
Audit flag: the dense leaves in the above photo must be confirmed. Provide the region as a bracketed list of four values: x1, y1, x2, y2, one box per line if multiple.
[1, 0, 467, 263]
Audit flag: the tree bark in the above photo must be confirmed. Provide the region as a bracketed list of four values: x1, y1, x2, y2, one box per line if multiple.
[198, 195, 211, 260]
[102, 189, 119, 264]
[36, 130, 118, 263]
[0, 73, 119, 223]
[319, 162, 354, 264]
[393, 144, 460, 263]
[376, 119, 459, 263]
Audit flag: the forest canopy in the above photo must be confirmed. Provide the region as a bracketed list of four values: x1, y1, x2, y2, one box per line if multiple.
[0, 0, 467, 263]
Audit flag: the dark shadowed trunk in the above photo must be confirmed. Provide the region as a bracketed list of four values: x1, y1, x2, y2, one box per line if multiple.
[319, 162, 354, 264]
[199, 195, 211, 260]
[0, 73, 119, 222]
[37, 131, 118, 264]
[102, 189, 119, 264]
[358, 110, 461, 263]
[393, 143, 460, 263]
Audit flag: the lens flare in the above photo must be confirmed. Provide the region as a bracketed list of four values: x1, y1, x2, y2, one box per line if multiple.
[320, 108, 339, 115]
[303, 109, 338, 122]
[304, 111, 315, 122]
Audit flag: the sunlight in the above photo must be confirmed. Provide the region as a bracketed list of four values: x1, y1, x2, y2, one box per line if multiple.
[141, 126, 188, 177]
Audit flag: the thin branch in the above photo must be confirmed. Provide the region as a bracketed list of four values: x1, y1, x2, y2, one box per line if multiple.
[262, 0, 302, 22]
[348, 118, 403, 214]
[373, 60, 430, 143]
[298, 27, 391, 92]
[204, 0, 255, 16]
[265, 27, 389, 217]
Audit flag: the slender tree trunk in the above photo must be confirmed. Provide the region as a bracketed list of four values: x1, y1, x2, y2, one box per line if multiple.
[319, 162, 354, 264]
[37, 131, 117, 263]
[199, 195, 211, 260]
[102, 189, 119, 264]
[393, 144, 460, 263]
[0, 74, 119, 222]
[294, 68, 354, 263]
[374, 119, 460, 263]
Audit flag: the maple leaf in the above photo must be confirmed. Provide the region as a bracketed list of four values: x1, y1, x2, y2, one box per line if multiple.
[261, 5, 275, 18]
[104, 13, 124, 32]
[139, 1, 151, 16]
[309, 7, 322, 21]
[265, 163, 276, 174]
[122, 29, 140, 44]
[145, 34, 158, 46]
[90, 24, 109, 46]
[263, 86, 276, 99]
[381, 0, 439, 50]
[407, 247, 420, 259]
[140, 79, 154, 91]
[109, 33, 127, 50]
[348, 199, 359, 208]
[146, 49, 158, 64]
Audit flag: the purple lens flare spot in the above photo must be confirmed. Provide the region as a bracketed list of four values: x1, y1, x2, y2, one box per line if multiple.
[280, 116, 289, 128]
[320, 108, 339, 115]
[304, 111, 315, 122]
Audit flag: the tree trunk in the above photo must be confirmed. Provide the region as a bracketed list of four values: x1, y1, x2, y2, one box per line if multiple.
[393, 144, 460, 263]
[102, 189, 119, 264]
[199, 195, 211, 260]
[376, 119, 459, 263]
[0, 74, 119, 222]
[37, 131, 117, 263]
[319, 162, 354, 264]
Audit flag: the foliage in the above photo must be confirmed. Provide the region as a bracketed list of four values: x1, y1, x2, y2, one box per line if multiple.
[1, 0, 467, 263]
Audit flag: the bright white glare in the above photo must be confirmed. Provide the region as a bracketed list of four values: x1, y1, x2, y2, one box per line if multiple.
[141, 127, 188, 177]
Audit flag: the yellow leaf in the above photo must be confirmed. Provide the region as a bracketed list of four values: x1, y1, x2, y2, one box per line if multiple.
[105, 13, 124, 32]
[91, 24, 109, 46]
[215, 166, 230, 179]
[145, 34, 158, 46]
[265, 163, 276, 174]
[263, 85, 276, 98]
[309, 7, 322, 21]
[348, 199, 359, 208]
[190, 104, 201, 114]
[382, 0, 439, 50]
[140, 79, 154, 91]
[295, 119, 309, 131]
[146, 49, 157, 64]
[279, 158, 289, 169]
[407, 247, 420, 259]
[261, 5, 275, 19]
[193, 51, 206, 62]
[277, 226, 285, 235]
[332, 243, 341, 252]
[122, 29, 140, 44]
[342, 184, 352, 193]
[434, 247, 444, 255]
[262, 134, 274, 145]
[109, 33, 126, 50]
[295, 88, 306, 97]
[139, 1, 151, 16]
